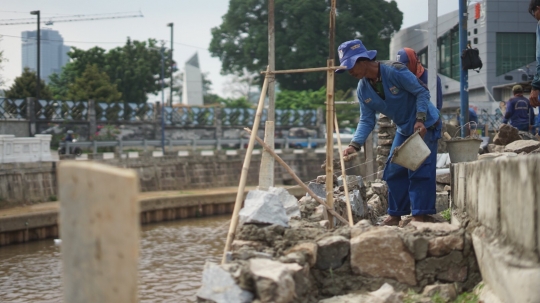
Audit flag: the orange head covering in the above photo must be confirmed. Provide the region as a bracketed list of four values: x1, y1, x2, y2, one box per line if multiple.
[397, 47, 425, 79]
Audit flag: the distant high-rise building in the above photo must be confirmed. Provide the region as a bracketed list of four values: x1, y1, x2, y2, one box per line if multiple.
[21, 28, 70, 83]
[182, 53, 203, 106]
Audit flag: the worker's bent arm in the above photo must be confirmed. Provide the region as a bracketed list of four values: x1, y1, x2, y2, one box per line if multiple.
[350, 92, 376, 150]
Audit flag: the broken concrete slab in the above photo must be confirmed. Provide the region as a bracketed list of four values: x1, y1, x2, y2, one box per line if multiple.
[269, 187, 301, 219]
[350, 228, 417, 285]
[249, 258, 303, 303]
[239, 190, 288, 227]
[315, 235, 350, 270]
[196, 262, 254, 303]
[504, 140, 540, 154]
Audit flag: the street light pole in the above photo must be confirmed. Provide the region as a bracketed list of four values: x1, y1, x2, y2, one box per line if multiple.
[160, 46, 166, 153]
[167, 23, 174, 107]
[30, 10, 40, 100]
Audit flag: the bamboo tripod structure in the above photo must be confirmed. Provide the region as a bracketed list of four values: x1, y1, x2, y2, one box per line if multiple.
[221, 66, 270, 264]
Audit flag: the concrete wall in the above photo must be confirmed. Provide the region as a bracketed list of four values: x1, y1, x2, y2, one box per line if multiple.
[0, 121, 29, 137]
[451, 155, 540, 302]
[0, 149, 370, 208]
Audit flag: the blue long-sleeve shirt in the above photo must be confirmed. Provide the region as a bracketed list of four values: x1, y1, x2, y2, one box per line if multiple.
[418, 70, 443, 110]
[533, 21, 540, 90]
[503, 95, 535, 127]
[351, 61, 440, 146]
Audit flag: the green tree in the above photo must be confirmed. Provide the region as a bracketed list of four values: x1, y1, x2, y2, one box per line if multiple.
[220, 97, 253, 108]
[66, 64, 122, 102]
[49, 39, 171, 104]
[5, 67, 52, 100]
[209, 0, 402, 91]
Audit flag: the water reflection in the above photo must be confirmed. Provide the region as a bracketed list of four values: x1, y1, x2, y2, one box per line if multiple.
[0, 215, 230, 302]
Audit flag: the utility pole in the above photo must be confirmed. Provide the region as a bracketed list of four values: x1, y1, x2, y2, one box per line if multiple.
[160, 45, 166, 153]
[258, 0, 275, 190]
[459, 0, 469, 137]
[30, 10, 40, 99]
[428, 0, 438, 109]
[168, 23, 174, 106]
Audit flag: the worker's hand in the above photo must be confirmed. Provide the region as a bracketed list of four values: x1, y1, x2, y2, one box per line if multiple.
[414, 121, 427, 139]
[529, 89, 540, 108]
[343, 145, 357, 156]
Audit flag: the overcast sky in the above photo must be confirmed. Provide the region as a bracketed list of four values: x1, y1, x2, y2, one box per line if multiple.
[0, 0, 458, 99]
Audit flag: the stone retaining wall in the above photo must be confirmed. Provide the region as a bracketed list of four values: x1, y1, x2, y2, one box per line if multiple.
[451, 154, 540, 302]
[0, 149, 367, 208]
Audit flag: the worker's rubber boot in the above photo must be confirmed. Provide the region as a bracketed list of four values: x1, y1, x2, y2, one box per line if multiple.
[379, 215, 401, 226]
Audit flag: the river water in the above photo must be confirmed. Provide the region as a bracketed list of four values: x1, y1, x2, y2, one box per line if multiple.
[0, 215, 230, 302]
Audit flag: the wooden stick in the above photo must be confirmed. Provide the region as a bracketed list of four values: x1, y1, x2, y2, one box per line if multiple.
[245, 128, 350, 226]
[261, 66, 346, 74]
[325, 59, 335, 227]
[221, 66, 270, 264]
[334, 113, 354, 227]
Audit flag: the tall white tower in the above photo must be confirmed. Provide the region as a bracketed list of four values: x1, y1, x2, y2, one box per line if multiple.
[182, 53, 203, 106]
[22, 28, 70, 83]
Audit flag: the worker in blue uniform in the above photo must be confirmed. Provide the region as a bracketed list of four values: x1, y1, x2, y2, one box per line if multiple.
[502, 85, 535, 132]
[396, 48, 443, 110]
[337, 39, 441, 225]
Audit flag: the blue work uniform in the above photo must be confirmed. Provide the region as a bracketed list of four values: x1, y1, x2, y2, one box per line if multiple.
[503, 95, 535, 131]
[351, 61, 441, 216]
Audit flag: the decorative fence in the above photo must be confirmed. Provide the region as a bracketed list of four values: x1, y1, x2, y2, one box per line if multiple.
[0, 98, 319, 128]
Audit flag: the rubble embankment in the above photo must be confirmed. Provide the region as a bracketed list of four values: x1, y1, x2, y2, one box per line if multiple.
[197, 173, 479, 303]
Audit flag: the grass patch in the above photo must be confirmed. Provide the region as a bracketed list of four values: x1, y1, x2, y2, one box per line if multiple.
[48, 195, 58, 202]
[440, 208, 451, 222]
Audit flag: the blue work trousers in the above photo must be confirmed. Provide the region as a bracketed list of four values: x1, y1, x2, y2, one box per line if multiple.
[383, 123, 441, 216]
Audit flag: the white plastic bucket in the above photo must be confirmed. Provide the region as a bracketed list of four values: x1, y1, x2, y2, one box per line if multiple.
[446, 138, 482, 163]
[390, 132, 431, 171]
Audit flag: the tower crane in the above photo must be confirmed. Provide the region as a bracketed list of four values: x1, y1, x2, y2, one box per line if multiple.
[0, 11, 143, 26]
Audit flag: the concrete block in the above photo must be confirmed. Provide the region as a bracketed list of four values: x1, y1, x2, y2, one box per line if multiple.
[225, 150, 237, 156]
[58, 161, 140, 303]
[465, 163, 479, 220]
[274, 149, 282, 154]
[75, 154, 88, 161]
[293, 149, 304, 154]
[500, 157, 537, 252]
[252, 149, 261, 155]
[128, 152, 139, 158]
[477, 160, 500, 231]
[177, 151, 189, 157]
[196, 262, 253, 303]
[152, 151, 163, 157]
[201, 150, 214, 156]
[103, 152, 115, 159]
[472, 228, 540, 303]
[315, 148, 326, 154]
[453, 163, 467, 211]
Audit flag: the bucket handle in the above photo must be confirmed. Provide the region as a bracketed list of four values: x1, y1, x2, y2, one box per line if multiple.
[453, 121, 479, 139]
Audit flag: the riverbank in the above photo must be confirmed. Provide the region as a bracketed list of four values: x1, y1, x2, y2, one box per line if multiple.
[0, 186, 306, 246]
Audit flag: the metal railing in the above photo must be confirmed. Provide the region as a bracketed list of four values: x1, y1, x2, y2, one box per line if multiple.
[60, 137, 337, 155]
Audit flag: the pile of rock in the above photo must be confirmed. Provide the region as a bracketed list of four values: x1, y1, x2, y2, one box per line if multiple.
[376, 114, 396, 177]
[487, 124, 540, 156]
[197, 218, 480, 303]
[365, 181, 389, 218]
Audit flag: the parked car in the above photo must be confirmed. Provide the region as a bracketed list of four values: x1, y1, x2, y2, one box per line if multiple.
[287, 127, 318, 149]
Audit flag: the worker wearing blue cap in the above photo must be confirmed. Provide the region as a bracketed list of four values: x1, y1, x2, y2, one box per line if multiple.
[337, 39, 441, 225]
[396, 48, 443, 110]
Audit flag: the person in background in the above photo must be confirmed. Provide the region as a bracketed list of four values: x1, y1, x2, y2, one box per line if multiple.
[529, 0, 540, 107]
[502, 85, 535, 132]
[337, 39, 441, 225]
[64, 130, 74, 142]
[396, 48, 443, 110]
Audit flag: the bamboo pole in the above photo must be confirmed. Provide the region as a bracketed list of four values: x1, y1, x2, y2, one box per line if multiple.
[325, 59, 335, 227]
[221, 66, 270, 264]
[261, 66, 346, 74]
[334, 113, 354, 227]
[245, 128, 350, 226]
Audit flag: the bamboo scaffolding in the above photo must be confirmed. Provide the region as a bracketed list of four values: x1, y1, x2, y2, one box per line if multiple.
[334, 113, 354, 226]
[325, 59, 335, 227]
[221, 66, 270, 265]
[245, 128, 350, 226]
[261, 66, 346, 74]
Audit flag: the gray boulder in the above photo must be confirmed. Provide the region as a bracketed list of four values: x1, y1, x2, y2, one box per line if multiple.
[269, 187, 301, 219]
[239, 190, 288, 227]
[196, 262, 254, 303]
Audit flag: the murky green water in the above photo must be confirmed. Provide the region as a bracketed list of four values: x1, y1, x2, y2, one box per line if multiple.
[0, 215, 230, 302]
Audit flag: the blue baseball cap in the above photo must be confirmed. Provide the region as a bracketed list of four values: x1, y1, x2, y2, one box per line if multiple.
[336, 39, 377, 73]
[396, 49, 409, 64]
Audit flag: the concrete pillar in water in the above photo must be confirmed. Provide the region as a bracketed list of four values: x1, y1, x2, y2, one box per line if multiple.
[59, 161, 140, 303]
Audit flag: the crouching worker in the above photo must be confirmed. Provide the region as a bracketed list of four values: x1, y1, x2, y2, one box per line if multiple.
[337, 39, 441, 226]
